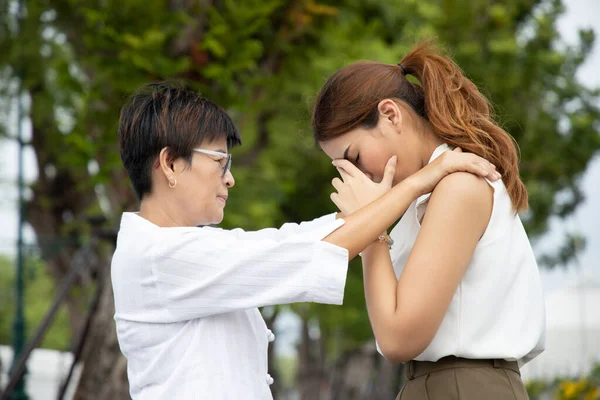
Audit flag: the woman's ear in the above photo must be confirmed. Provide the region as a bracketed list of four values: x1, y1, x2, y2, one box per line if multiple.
[377, 99, 403, 131]
[159, 147, 175, 179]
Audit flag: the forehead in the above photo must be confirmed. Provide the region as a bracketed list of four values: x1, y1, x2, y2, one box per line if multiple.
[319, 127, 368, 160]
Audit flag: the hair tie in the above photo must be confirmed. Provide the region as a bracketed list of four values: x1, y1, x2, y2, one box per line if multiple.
[398, 63, 407, 75]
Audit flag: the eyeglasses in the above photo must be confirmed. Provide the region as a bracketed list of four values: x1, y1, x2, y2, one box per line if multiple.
[192, 148, 232, 177]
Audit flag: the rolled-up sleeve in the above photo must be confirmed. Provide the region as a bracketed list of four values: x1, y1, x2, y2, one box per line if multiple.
[222, 213, 339, 241]
[151, 217, 348, 321]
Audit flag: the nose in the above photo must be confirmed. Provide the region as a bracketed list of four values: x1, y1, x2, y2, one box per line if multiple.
[223, 170, 235, 188]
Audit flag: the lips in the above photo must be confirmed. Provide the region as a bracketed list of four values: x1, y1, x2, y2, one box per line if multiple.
[217, 195, 228, 203]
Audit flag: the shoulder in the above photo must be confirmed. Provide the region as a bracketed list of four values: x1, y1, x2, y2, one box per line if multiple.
[428, 172, 493, 224]
[433, 172, 493, 203]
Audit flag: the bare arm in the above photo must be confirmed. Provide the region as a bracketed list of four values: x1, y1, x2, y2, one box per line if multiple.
[322, 148, 498, 260]
[323, 178, 419, 259]
[361, 172, 493, 362]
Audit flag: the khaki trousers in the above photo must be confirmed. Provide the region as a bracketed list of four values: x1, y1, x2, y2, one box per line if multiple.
[396, 356, 529, 400]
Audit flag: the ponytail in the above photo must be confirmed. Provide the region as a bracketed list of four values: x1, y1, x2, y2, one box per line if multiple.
[400, 41, 527, 211]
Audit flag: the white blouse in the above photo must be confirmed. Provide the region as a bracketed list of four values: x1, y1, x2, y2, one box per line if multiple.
[385, 143, 546, 367]
[111, 212, 349, 399]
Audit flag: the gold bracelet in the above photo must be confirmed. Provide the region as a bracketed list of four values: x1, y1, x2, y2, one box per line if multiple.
[377, 233, 394, 249]
[359, 233, 395, 257]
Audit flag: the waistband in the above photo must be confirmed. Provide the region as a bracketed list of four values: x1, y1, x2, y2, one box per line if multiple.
[405, 356, 520, 380]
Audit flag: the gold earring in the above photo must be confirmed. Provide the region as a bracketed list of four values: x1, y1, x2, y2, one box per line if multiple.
[168, 175, 177, 188]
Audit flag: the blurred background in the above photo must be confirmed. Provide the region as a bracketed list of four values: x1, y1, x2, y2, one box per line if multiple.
[0, 0, 599, 399]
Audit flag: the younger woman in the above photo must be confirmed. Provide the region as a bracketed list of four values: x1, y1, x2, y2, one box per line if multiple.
[313, 42, 545, 399]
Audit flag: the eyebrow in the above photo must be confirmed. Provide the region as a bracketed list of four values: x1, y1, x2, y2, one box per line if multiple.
[342, 145, 351, 161]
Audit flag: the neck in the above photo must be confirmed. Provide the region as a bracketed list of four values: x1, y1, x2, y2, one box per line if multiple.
[139, 194, 185, 227]
[419, 122, 445, 167]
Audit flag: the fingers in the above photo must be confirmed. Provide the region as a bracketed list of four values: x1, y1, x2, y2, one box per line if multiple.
[330, 192, 341, 210]
[442, 150, 501, 181]
[450, 148, 493, 172]
[471, 159, 500, 180]
[332, 159, 361, 179]
[380, 155, 397, 188]
[468, 164, 493, 179]
[471, 155, 500, 180]
[331, 177, 343, 192]
[331, 177, 347, 208]
[336, 166, 352, 182]
[461, 154, 494, 178]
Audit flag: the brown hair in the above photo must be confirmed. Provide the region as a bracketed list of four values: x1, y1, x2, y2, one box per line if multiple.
[119, 81, 242, 200]
[312, 41, 528, 211]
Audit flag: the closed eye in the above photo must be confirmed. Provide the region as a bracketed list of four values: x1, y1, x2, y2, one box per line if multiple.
[215, 158, 226, 168]
[205, 155, 226, 169]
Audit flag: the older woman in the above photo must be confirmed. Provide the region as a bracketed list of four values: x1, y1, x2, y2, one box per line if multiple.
[111, 81, 499, 399]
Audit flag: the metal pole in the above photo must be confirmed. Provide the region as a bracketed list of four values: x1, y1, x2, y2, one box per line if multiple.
[9, 0, 29, 397]
[573, 235, 586, 377]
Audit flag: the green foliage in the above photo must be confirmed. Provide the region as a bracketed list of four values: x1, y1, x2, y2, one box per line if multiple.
[0, 254, 71, 351]
[275, 355, 298, 390]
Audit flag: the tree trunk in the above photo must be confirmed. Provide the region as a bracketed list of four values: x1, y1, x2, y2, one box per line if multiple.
[329, 342, 402, 400]
[23, 84, 128, 399]
[296, 318, 327, 400]
[73, 258, 129, 399]
[370, 353, 402, 400]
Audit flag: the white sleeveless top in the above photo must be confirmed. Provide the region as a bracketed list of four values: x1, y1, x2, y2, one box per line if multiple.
[385, 144, 545, 367]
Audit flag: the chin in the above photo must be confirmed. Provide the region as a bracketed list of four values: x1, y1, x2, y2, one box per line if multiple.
[210, 209, 225, 225]
[194, 211, 224, 227]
